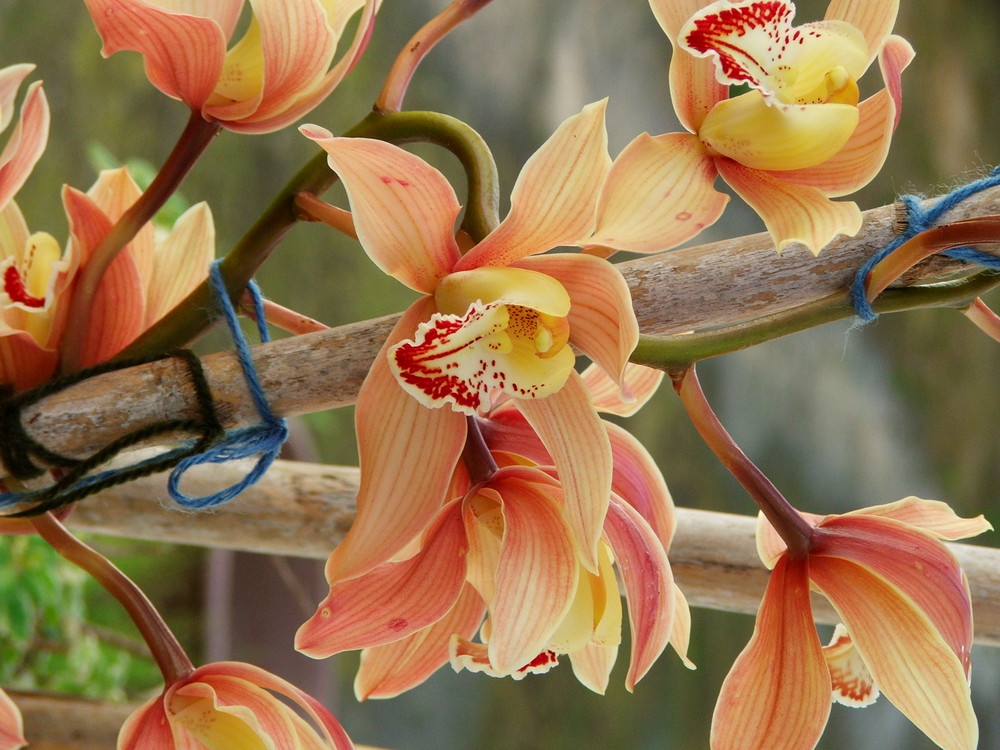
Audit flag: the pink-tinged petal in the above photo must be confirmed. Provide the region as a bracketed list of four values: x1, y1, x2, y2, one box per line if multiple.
[0, 82, 48, 212]
[355, 584, 486, 700]
[61, 187, 146, 367]
[170, 678, 298, 746]
[823, 623, 879, 707]
[581, 361, 664, 417]
[669, 584, 696, 669]
[189, 662, 355, 750]
[457, 101, 611, 269]
[86, 168, 155, 284]
[0, 64, 35, 132]
[144, 202, 214, 327]
[476, 403, 549, 465]
[846, 497, 993, 541]
[83, 0, 230, 107]
[824, 0, 899, 63]
[296, 499, 466, 657]
[118, 694, 175, 749]
[710, 556, 830, 750]
[513, 253, 637, 387]
[0, 329, 57, 390]
[516, 371, 613, 572]
[814, 515, 974, 675]
[590, 132, 726, 253]
[0, 688, 23, 750]
[716, 158, 863, 253]
[450, 637, 559, 680]
[606, 423, 676, 549]
[756, 509, 823, 568]
[810, 557, 978, 750]
[879, 34, 914, 131]
[324, 298, 467, 582]
[774, 36, 913, 196]
[569, 642, 618, 695]
[302, 129, 461, 293]
[487, 469, 579, 674]
[605, 496, 674, 691]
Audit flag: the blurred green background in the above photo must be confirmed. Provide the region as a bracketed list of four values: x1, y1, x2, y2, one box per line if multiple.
[1, 0, 999, 747]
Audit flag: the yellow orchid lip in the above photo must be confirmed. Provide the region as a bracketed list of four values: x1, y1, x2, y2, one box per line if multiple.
[434, 266, 572, 317]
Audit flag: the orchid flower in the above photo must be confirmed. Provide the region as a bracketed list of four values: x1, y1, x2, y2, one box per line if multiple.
[303, 101, 638, 581]
[118, 661, 355, 749]
[83, 0, 378, 134]
[296, 364, 691, 697]
[712, 498, 991, 750]
[0, 167, 214, 389]
[590, 0, 913, 254]
[0, 688, 24, 750]
[0, 65, 47, 214]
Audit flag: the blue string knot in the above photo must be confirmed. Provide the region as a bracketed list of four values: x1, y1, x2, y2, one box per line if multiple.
[850, 166, 1000, 323]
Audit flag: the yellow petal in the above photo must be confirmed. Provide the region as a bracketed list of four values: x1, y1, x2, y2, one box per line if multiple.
[435, 266, 570, 318]
[700, 91, 859, 172]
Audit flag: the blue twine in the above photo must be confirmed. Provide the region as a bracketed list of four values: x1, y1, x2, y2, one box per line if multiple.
[850, 166, 1000, 322]
[165, 260, 288, 508]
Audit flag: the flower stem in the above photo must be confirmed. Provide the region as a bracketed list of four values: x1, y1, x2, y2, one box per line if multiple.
[377, 0, 496, 113]
[463, 415, 498, 485]
[30, 512, 194, 684]
[58, 110, 221, 373]
[672, 365, 813, 558]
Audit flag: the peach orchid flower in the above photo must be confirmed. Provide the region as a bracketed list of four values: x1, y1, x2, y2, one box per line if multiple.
[83, 0, 378, 134]
[118, 660, 355, 749]
[590, 0, 913, 254]
[712, 498, 991, 750]
[0, 168, 214, 389]
[0, 687, 24, 750]
[0, 64, 47, 213]
[296, 364, 691, 697]
[303, 101, 638, 582]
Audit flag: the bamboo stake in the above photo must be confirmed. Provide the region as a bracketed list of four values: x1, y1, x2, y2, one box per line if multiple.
[4, 187, 1000, 478]
[66, 457, 1000, 647]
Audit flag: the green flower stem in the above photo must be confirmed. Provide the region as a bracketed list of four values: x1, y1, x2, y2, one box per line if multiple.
[59, 111, 222, 374]
[673, 365, 813, 558]
[632, 269, 1000, 372]
[377, 0, 497, 113]
[117, 109, 499, 360]
[30, 511, 194, 685]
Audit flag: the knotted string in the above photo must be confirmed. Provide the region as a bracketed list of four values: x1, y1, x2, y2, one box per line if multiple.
[165, 260, 288, 508]
[850, 166, 1000, 322]
[0, 260, 286, 515]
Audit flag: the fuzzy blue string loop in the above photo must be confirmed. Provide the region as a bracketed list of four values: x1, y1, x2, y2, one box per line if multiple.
[166, 260, 288, 509]
[850, 166, 1000, 322]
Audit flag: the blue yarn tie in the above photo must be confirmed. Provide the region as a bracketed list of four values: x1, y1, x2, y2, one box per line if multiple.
[850, 166, 1000, 322]
[166, 260, 288, 508]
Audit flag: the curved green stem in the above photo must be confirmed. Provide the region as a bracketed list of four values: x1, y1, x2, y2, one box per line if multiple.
[116, 109, 499, 360]
[31, 512, 194, 685]
[673, 365, 813, 558]
[59, 111, 221, 373]
[632, 269, 1000, 372]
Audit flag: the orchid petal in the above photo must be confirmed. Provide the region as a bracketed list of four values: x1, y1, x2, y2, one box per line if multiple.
[0, 65, 34, 132]
[517, 371, 613, 572]
[0, 689, 22, 750]
[823, 623, 879, 707]
[569, 642, 618, 695]
[83, 0, 230, 107]
[756, 509, 823, 568]
[669, 584, 696, 669]
[296, 499, 466, 657]
[86, 168, 155, 283]
[648, 0, 728, 131]
[606, 422, 676, 549]
[487, 469, 579, 674]
[355, 584, 486, 700]
[825, 0, 900, 63]
[814, 515, 974, 675]
[605, 496, 674, 691]
[845, 497, 992, 541]
[716, 158, 862, 253]
[711, 556, 830, 750]
[457, 100, 611, 269]
[434, 265, 570, 317]
[0, 328, 57, 390]
[701, 92, 859, 172]
[302, 129, 461, 293]
[118, 695, 175, 749]
[463, 488, 505, 605]
[581, 361, 663, 416]
[169, 679, 289, 749]
[0, 81, 48, 212]
[514, 253, 638, 387]
[143, 202, 214, 327]
[61, 186, 146, 367]
[811, 557, 978, 750]
[325, 298, 466, 582]
[590, 132, 727, 253]
[450, 637, 559, 680]
[879, 34, 914, 131]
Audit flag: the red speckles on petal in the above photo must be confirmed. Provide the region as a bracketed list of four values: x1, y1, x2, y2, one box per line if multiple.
[387, 617, 409, 631]
[517, 649, 559, 674]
